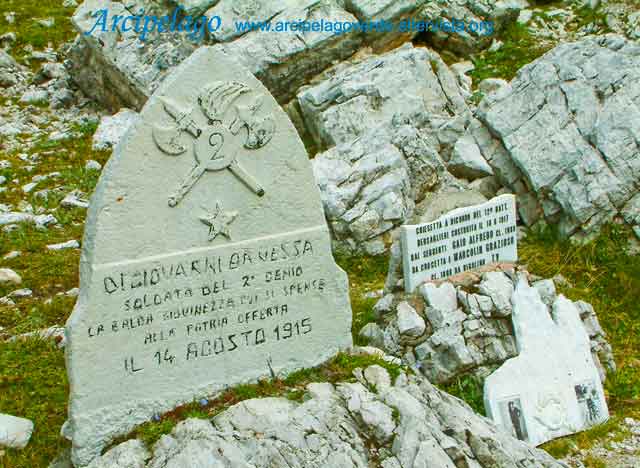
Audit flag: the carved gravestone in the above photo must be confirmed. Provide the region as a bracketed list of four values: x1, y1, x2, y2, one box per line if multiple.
[484, 276, 608, 446]
[65, 47, 352, 466]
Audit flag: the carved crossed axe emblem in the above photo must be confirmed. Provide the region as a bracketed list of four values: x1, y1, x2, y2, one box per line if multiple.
[152, 81, 276, 207]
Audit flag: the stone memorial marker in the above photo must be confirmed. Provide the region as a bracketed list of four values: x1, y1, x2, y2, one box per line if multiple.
[400, 194, 518, 292]
[65, 47, 352, 466]
[484, 276, 609, 446]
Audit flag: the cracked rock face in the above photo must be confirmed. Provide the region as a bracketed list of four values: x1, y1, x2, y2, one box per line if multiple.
[308, 44, 474, 254]
[364, 265, 615, 385]
[473, 34, 640, 240]
[86, 366, 562, 468]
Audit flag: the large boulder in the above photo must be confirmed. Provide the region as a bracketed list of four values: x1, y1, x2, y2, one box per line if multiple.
[472, 34, 640, 240]
[69, 0, 195, 112]
[86, 365, 562, 468]
[298, 43, 469, 151]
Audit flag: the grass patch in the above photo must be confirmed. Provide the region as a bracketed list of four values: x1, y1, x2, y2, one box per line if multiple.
[522, 224, 640, 454]
[0, 339, 69, 468]
[335, 254, 389, 345]
[438, 375, 486, 416]
[0, 0, 78, 68]
[470, 21, 553, 84]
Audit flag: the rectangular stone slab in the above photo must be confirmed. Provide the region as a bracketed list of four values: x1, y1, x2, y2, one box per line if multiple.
[400, 194, 518, 292]
[65, 46, 352, 467]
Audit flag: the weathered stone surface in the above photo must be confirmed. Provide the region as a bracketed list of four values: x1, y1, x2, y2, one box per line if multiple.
[478, 271, 514, 317]
[69, 0, 196, 112]
[213, 0, 363, 105]
[87, 366, 563, 468]
[298, 44, 468, 152]
[396, 301, 425, 337]
[205, 0, 301, 43]
[366, 264, 614, 385]
[65, 47, 352, 466]
[448, 133, 494, 180]
[308, 44, 470, 254]
[343, 0, 429, 49]
[474, 34, 640, 239]
[92, 109, 140, 151]
[0, 268, 21, 285]
[86, 440, 149, 468]
[0, 414, 34, 449]
[484, 276, 609, 446]
[175, 0, 219, 16]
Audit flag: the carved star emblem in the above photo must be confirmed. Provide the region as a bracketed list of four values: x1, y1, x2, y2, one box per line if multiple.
[199, 202, 238, 241]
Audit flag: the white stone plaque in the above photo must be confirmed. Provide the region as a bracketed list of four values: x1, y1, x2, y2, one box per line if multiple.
[400, 194, 518, 292]
[65, 47, 352, 466]
[484, 277, 609, 446]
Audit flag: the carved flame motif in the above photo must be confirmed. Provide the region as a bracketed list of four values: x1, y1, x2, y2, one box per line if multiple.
[152, 81, 276, 214]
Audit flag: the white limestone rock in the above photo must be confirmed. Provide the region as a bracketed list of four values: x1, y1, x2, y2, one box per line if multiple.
[396, 301, 425, 337]
[88, 366, 563, 468]
[312, 116, 461, 254]
[205, 0, 301, 43]
[298, 44, 468, 151]
[312, 125, 414, 255]
[0, 414, 34, 449]
[0, 268, 21, 285]
[69, 0, 362, 109]
[47, 240, 80, 251]
[478, 78, 511, 96]
[420, 282, 457, 313]
[92, 109, 140, 151]
[175, 0, 219, 15]
[213, 0, 363, 105]
[85, 160, 102, 171]
[69, 0, 196, 112]
[478, 271, 514, 317]
[359, 322, 385, 348]
[85, 440, 149, 468]
[474, 34, 640, 239]
[60, 191, 90, 209]
[20, 89, 49, 104]
[0, 212, 57, 229]
[484, 277, 609, 446]
[448, 134, 494, 181]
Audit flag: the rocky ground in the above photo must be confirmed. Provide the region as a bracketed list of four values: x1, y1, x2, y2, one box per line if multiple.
[1, 0, 639, 467]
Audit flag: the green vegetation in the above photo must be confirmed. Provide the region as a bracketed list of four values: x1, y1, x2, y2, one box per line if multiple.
[0, 124, 110, 336]
[0, 0, 77, 69]
[0, 339, 69, 468]
[335, 254, 389, 345]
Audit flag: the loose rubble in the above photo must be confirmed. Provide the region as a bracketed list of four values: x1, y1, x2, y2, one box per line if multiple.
[362, 264, 615, 385]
